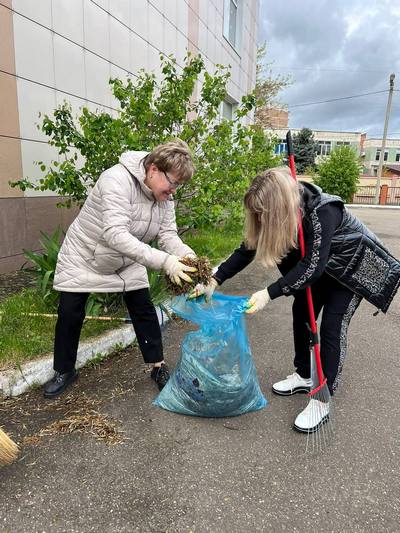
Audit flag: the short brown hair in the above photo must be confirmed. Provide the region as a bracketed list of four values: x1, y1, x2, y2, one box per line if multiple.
[142, 139, 195, 182]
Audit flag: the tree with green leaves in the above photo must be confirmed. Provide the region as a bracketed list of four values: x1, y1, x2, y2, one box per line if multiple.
[11, 53, 280, 230]
[292, 128, 318, 174]
[314, 145, 361, 202]
[254, 42, 291, 127]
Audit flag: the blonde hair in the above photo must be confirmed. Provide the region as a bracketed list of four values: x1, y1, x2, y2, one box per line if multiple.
[142, 139, 195, 182]
[244, 166, 302, 268]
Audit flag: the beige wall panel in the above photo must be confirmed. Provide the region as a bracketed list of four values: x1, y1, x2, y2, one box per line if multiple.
[0, 138, 23, 198]
[0, 4, 23, 198]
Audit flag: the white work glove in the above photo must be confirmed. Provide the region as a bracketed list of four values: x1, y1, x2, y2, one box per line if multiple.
[245, 288, 270, 314]
[188, 278, 218, 301]
[164, 255, 197, 286]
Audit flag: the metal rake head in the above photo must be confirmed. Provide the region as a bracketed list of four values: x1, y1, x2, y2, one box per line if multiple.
[305, 386, 335, 454]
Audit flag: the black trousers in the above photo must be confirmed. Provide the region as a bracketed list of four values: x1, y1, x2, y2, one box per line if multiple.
[292, 274, 362, 394]
[53, 289, 163, 373]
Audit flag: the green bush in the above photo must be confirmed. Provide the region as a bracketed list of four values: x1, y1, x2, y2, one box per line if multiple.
[314, 145, 361, 202]
[11, 53, 280, 229]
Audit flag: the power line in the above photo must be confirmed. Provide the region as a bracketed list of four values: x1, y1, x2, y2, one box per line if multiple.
[266, 65, 394, 74]
[288, 90, 389, 108]
[369, 132, 400, 136]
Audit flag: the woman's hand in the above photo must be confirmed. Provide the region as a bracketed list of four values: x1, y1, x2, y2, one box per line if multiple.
[245, 289, 270, 314]
[164, 255, 197, 286]
[188, 278, 218, 301]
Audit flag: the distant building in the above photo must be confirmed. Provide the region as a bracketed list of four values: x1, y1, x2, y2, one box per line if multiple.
[362, 138, 400, 175]
[266, 127, 364, 161]
[266, 124, 400, 178]
[256, 107, 288, 129]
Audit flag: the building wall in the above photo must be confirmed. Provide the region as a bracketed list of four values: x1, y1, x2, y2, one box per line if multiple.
[362, 138, 400, 174]
[267, 127, 363, 158]
[0, 0, 259, 273]
[256, 107, 288, 129]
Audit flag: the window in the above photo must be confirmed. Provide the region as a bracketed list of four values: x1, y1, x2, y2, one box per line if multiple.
[317, 141, 331, 156]
[222, 100, 234, 120]
[336, 141, 350, 146]
[375, 149, 388, 161]
[275, 140, 287, 155]
[396, 151, 400, 162]
[221, 98, 237, 120]
[223, 0, 241, 50]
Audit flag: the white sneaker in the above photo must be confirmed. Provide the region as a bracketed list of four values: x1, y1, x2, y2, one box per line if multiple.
[293, 399, 330, 433]
[272, 372, 312, 396]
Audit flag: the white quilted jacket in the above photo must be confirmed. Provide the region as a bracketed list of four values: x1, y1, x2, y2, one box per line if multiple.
[53, 151, 194, 293]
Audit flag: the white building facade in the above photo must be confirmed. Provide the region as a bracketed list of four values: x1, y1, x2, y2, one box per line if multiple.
[0, 0, 259, 272]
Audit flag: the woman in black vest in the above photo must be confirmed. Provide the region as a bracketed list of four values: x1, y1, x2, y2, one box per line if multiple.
[192, 167, 400, 433]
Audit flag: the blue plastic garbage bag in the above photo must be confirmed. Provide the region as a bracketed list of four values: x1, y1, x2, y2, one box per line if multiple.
[154, 293, 267, 417]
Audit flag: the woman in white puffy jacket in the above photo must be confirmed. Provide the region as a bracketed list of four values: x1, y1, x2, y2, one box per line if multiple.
[44, 139, 197, 398]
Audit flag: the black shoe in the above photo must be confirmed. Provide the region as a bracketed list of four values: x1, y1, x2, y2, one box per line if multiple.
[150, 364, 170, 391]
[43, 370, 78, 399]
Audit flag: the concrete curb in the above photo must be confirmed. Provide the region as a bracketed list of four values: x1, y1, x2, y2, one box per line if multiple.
[346, 204, 400, 209]
[0, 307, 168, 398]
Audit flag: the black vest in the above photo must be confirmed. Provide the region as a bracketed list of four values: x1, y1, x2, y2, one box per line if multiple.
[303, 183, 400, 313]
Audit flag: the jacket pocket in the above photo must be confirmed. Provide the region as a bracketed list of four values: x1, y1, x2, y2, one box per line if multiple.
[89, 243, 125, 274]
[351, 245, 390, 295]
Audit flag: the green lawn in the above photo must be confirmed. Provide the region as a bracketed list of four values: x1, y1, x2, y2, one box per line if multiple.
[0, 289, 124, 370]
[183, 226, 242, 266]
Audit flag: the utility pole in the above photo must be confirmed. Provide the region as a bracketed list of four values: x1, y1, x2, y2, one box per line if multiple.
[374, 73, 395, 204]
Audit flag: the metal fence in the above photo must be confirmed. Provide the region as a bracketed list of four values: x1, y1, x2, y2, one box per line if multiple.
[386, 187, 400, 205]
[352, 186, 400, 206]
[352, 186, 376, 205]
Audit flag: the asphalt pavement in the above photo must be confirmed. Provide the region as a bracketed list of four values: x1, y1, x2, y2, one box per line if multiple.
[0, 208, 399, 533]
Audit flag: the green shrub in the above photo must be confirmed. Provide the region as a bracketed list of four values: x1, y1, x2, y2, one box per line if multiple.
[314, 145, 361, 202]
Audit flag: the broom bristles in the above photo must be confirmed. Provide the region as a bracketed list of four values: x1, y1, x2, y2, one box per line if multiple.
[0, 427, 19, 466]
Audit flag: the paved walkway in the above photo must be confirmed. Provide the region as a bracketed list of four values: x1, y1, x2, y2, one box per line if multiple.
[0, 209, 399, 532]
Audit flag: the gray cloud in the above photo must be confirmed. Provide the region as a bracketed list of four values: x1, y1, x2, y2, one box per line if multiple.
[259, 0, 400, 136]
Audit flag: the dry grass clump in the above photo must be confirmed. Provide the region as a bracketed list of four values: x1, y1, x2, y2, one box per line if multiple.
[165, 256, 213, 296]
[22, 395, 123, 446]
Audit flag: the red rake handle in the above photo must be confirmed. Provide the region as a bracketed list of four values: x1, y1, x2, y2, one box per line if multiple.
[286, 131, 325, 387]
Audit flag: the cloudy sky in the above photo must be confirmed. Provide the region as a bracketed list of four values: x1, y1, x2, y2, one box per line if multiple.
[258, 0, 400, 137]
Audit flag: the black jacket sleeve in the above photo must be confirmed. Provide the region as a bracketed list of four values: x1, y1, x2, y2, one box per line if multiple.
[267, 203, 343, 299]
[213, 242, 256, 284]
